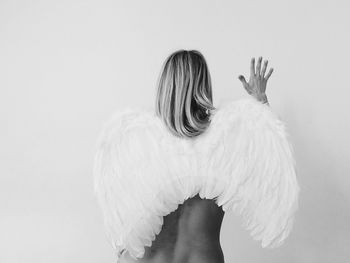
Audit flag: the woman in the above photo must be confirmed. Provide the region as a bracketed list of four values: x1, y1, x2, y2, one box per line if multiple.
[93, 50, 300, 263]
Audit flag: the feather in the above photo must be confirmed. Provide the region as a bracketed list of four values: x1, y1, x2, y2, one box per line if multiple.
[93, 96, 300, 259]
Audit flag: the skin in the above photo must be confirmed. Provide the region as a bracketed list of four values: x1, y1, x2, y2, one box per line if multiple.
[120, 56, 273, 263]
[238, 56, 272, 105]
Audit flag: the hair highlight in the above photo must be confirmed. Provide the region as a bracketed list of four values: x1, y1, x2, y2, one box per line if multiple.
[155, 50, 215, 138]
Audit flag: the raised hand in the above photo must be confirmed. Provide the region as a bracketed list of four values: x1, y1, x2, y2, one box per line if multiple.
[238, 56, 273, 105]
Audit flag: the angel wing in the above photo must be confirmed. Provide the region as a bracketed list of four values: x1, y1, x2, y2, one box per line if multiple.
[93, 107, 199, 259]
[93, 96, 300, 260]
[197, 96, 300, 248]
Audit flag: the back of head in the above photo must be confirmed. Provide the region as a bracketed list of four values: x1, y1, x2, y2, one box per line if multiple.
[155, 50, 216, 138]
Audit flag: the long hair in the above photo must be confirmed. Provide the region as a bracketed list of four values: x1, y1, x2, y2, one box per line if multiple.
[155, 50, 216, 138]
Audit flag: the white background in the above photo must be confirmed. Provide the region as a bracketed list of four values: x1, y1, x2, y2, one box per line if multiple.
[1, 0, 349, 262]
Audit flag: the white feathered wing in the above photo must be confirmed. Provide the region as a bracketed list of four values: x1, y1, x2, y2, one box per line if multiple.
[197, 96, 300, 248]
[93, 97, 300, 260]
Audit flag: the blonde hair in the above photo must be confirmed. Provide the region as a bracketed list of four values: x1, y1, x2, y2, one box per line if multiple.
[155, 50, 216, 138]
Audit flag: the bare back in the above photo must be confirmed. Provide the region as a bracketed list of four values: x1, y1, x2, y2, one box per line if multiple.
[120, 194, 225, 263]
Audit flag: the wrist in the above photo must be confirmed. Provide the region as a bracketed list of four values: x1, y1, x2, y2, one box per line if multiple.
[253, 93, 269, 104]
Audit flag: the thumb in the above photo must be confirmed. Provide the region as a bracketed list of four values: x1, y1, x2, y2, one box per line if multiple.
[238, 75, 248, 86]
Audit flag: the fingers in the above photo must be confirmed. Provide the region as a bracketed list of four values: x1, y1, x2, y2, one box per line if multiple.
[261, 60, 268, 77]
[250, 58, 255, 76]
[238, 75, 251, 94]
[265, 68, 274, 80]
[256, 56, 262, 76]
[238, 75, 248, 87]
[249, 56, 273, 80]
[238, 75, 248, 91]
